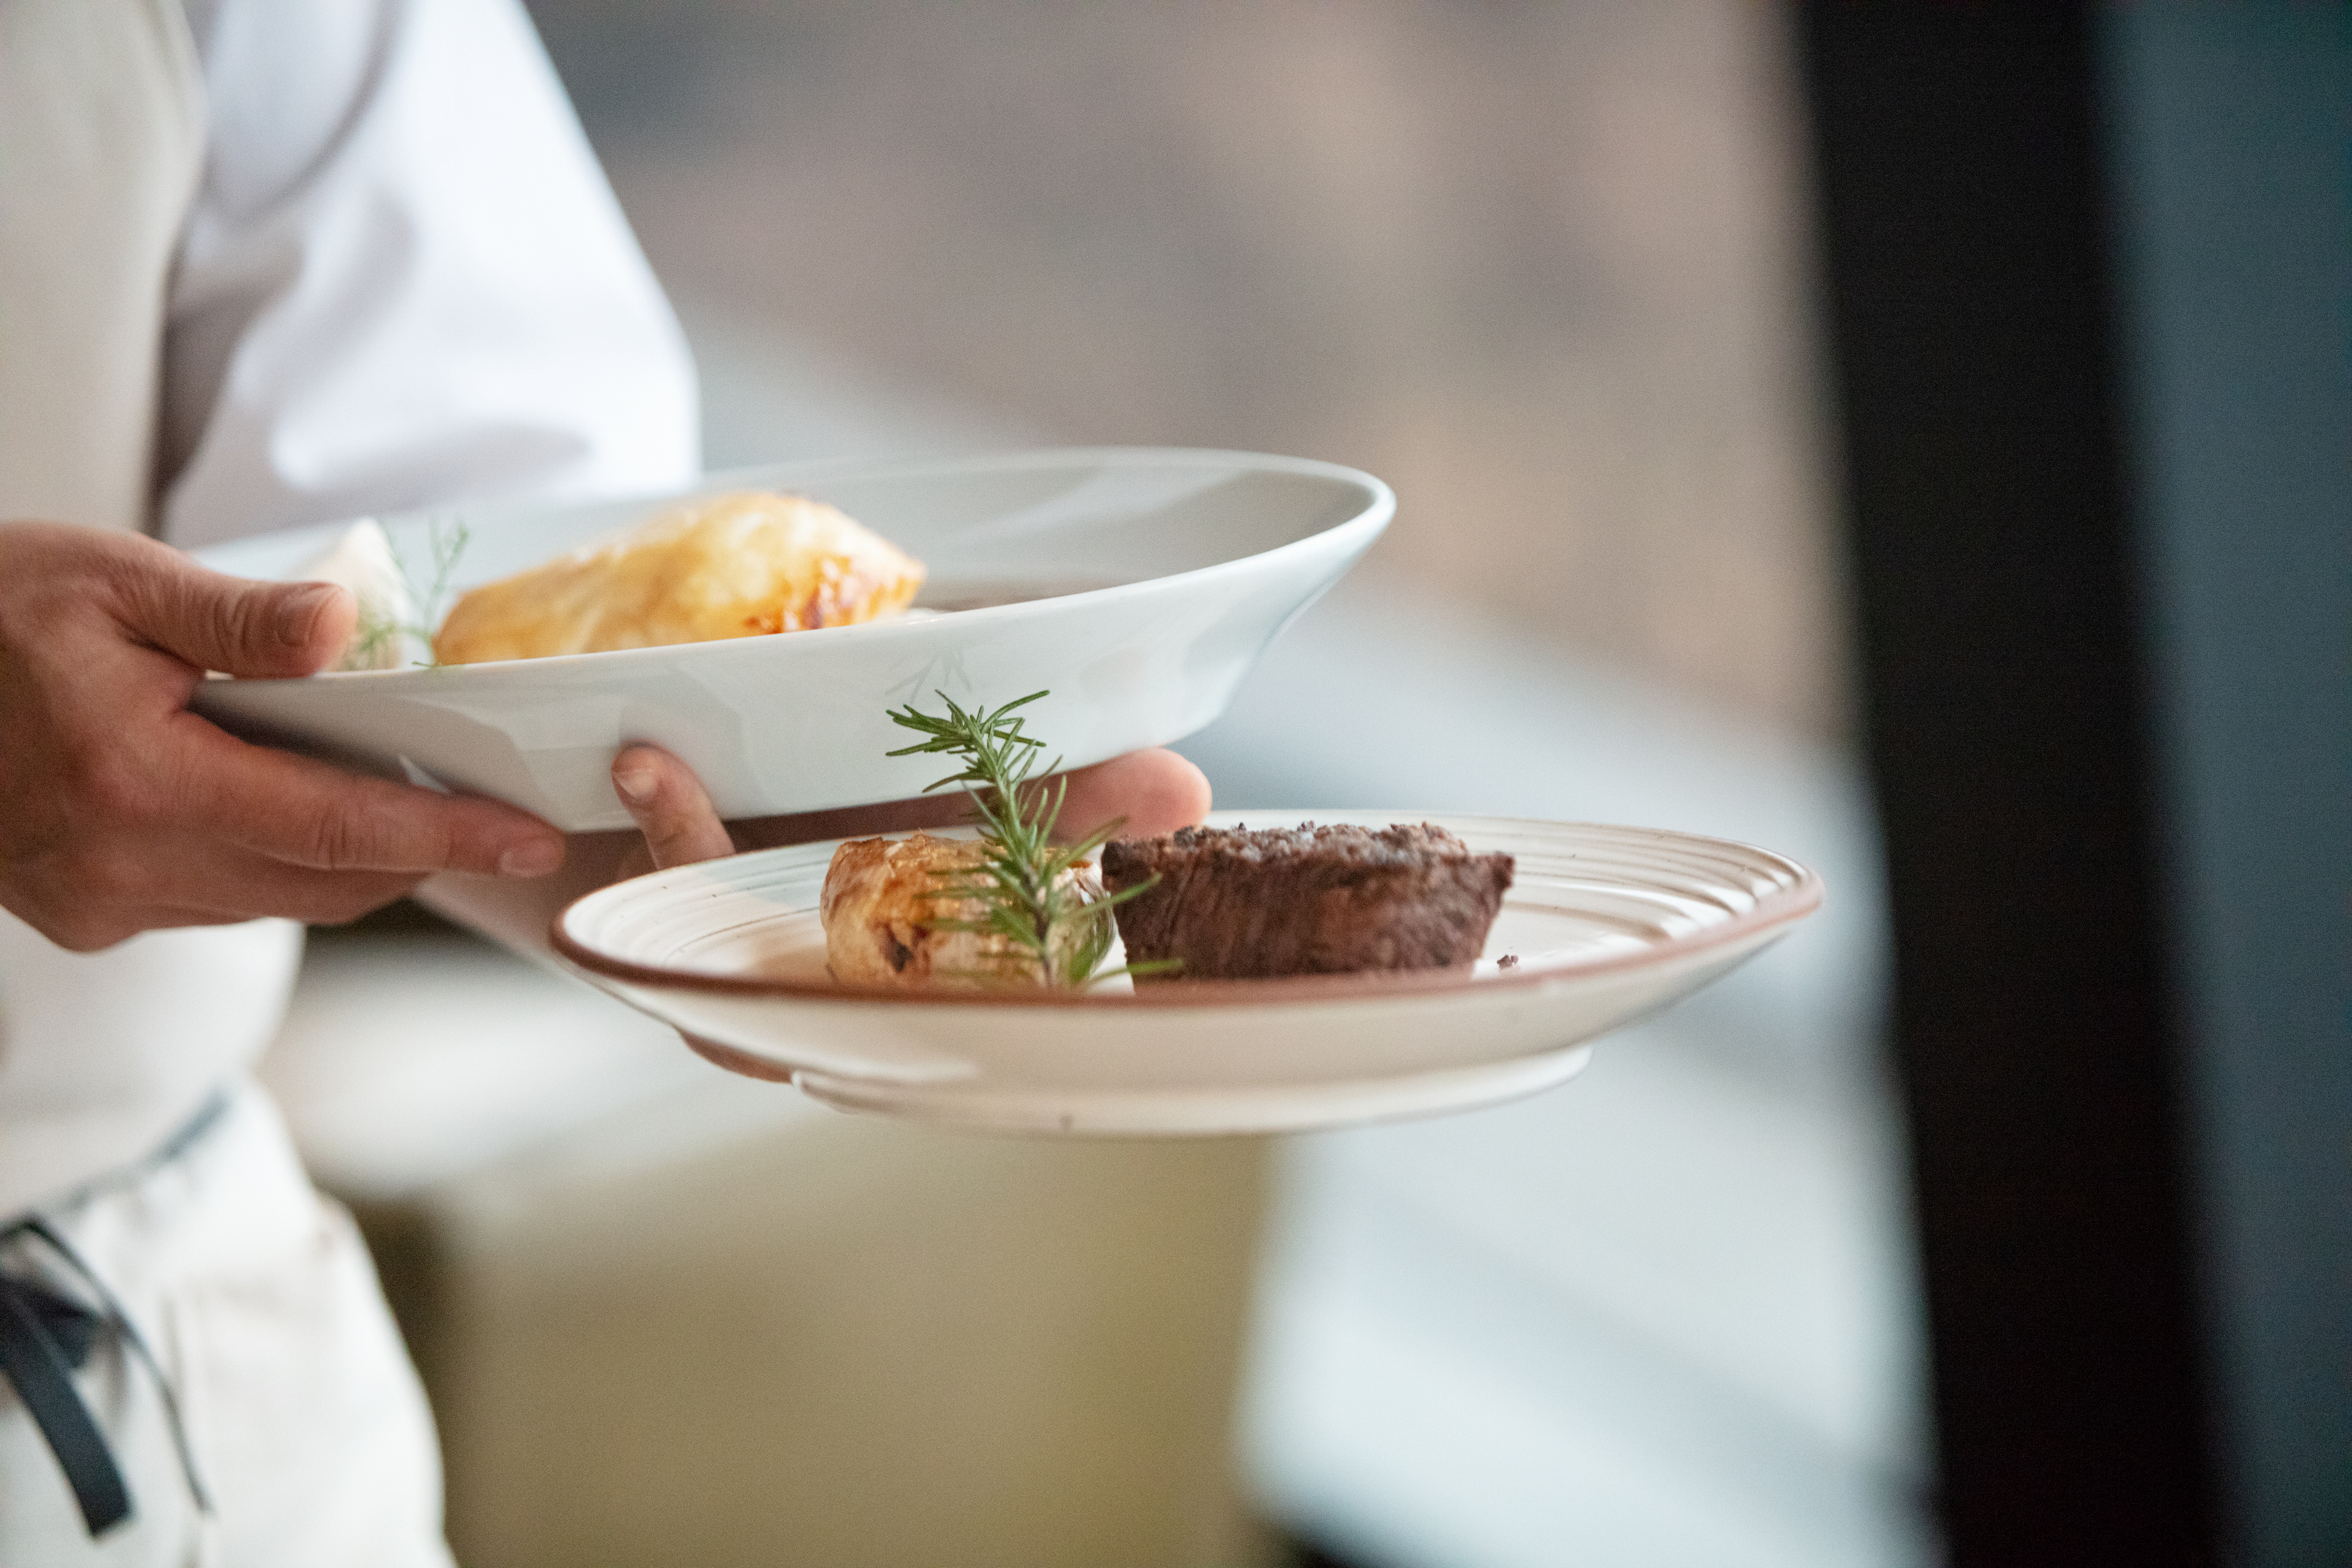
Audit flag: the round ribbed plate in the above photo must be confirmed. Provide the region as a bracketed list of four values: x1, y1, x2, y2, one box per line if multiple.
[552, 812, 1820, 1135]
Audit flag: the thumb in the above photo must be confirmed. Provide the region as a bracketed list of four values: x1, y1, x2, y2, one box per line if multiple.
[612, 744, 737, 869]
[126, 554, 358, 679]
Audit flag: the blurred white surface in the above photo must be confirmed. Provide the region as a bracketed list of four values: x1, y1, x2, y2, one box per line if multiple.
[261, 928, 800, 1203]
[262, 926, 1273, 1568]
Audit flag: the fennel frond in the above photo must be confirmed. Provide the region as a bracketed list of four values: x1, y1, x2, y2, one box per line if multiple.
[350, 515, 470, 668]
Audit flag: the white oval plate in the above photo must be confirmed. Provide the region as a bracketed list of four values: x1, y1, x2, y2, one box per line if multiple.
[188, 449, 1390, 831]
[552, 812, 1822, 1135]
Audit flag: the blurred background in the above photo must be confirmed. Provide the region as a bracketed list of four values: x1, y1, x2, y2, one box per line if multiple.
[260, 5, 2346, 1567]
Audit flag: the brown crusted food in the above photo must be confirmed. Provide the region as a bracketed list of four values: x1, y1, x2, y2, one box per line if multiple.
[433, 490, 923, 664]
[1099, 822, 1513, 980]
[821, 831, 1099, 989]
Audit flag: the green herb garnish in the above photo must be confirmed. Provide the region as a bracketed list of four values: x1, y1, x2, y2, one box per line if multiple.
[350, 515, 470, 669]
[886, 690, 1171, 989]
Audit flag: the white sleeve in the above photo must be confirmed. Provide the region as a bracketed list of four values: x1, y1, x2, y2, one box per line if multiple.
[157, 0, 699, 551]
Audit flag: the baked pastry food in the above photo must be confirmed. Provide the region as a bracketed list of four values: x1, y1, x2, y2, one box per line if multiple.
[821, 832, 1102, 989]
[1100, 822, 1513, 980]
[433, 490, 923, 664]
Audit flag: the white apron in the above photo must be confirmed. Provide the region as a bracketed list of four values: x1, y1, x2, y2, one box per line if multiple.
[0, 1085, 453, 1567]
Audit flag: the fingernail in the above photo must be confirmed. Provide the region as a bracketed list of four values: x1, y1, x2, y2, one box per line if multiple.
[499, 840, 563, 879]
[278, 584, 340, 646]
[613, 763, 656, 805]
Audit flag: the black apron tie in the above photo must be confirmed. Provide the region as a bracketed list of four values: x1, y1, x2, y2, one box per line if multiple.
[0, 1092, 228, 1537]
[0, 1262, 130, 1533]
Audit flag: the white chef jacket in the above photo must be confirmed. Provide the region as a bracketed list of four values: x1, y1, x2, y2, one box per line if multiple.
[0, 0, 699, 1218]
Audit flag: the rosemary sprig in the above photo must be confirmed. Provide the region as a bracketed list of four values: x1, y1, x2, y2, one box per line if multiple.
[886, 690, 1171, 988]
[349, 515, 470, 669]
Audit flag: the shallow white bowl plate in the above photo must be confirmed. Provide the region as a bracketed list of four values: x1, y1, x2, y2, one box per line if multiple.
[189, 449, 1390, 831]
[553, 813, 1822, 1135]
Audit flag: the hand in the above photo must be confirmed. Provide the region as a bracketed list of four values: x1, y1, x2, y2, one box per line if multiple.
[413, 734, 1209, 959]
[607, 742, 1213, 873]
[0, 522, 566, 950]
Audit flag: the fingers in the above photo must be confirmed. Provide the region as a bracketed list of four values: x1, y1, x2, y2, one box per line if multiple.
[612, 744, 737, 869]
[726, 793, 968, 854]
[721, 748, 1213, 859]
[1054, 748, 1212, 843]
[171, 855, 422, 926]
[172, 720, 565, 877]
[16, 839, 422, 951]
[112, 540, 356, 679]
[0, 523, 554, 947]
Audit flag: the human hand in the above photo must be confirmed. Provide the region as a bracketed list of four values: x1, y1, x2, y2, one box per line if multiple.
[0, 522, 566, 950]
[410, 732, 1208, 962]
[606, 741, 1213, 873]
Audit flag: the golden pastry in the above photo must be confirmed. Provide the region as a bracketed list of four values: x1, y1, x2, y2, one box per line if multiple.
[432, 490, 924, 664]
[821, 832, 1101, 989]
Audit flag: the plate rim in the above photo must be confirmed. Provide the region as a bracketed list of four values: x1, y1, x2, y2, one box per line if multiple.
[549, 813, 1824, 1011]
[780, 1043, 1602, 1137]
[195, 445, 1394, 687]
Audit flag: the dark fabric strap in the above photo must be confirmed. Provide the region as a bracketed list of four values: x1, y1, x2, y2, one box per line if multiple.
[3, 1272, 103, 1368]
[0, 1270, 132, 1534]
[0, 1088, 231, 1539]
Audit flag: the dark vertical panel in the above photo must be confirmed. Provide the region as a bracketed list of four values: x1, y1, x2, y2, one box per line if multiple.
[1794, 6, 2216, 1563]
[2102, 9, 2352, 1564]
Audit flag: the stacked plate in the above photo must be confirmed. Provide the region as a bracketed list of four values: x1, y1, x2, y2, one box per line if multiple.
[195, 449, 1819, 1133]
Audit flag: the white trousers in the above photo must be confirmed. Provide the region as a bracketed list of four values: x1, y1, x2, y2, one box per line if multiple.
[0, 1080, 454, 1567]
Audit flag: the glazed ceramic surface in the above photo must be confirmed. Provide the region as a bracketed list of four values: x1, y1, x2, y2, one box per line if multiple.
[190, 449, 1391, 831]
[552, 813, 1823, 1135]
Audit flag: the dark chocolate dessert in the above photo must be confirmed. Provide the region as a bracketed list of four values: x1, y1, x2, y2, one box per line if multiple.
[1100, 822, 1514, 981]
